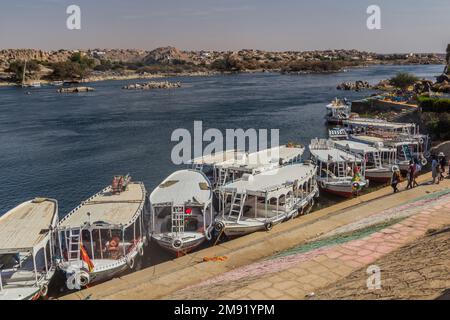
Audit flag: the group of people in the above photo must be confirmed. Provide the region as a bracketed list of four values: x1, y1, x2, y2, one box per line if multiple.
[391, 151, 448, 193]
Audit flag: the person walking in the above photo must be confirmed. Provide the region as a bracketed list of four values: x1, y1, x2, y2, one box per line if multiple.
[406, 160, 416, 189]
[413, 159, 420, 187]
[439, 152, 447, 180]
[431, 155, 439, 184]
[391, 166, 401, 193]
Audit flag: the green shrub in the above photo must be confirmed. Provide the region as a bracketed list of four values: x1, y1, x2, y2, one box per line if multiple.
[389, 72, 418, 90]
[419, 96, 450, 113]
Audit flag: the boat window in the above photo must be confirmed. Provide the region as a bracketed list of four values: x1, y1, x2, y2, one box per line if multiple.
[269, 197, 278, 205]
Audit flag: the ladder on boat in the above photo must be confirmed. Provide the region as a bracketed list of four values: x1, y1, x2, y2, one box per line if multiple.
[228, 192, 246, 220]
[373, 151, 382, 168]
[67, 228, 81, 262]
[171, 205, 185, 235]
[337, 162, 346, 177]
[217, 168, 228, 187]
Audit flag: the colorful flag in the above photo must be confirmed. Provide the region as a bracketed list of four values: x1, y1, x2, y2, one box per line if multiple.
[80, 243, 94, 272]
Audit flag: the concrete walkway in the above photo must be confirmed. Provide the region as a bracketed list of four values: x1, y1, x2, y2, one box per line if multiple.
[61, 173, 450, 300]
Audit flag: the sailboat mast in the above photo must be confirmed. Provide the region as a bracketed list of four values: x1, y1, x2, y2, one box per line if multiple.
[22, 60, 27, 86]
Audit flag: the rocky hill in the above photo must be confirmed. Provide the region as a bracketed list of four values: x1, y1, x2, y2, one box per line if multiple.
[142, 46, 191, 65]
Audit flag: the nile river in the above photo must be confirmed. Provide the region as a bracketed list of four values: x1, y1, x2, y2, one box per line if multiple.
[0, 64, 444, 216]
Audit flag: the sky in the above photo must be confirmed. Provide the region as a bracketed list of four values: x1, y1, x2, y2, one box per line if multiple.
[0, 0, 448, 53]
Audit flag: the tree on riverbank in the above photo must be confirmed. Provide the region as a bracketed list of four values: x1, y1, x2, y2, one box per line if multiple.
[389, 72, 418, 90]
[6, 60, 40, 82]
[49, 53, 96, 80]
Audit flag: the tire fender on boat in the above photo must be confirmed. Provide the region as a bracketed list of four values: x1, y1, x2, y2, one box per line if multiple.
[264, 222, 273, 231]
[172, 238, 183, 250]
[138, 244, 145, 257]
[127, 256, 135, 269]
[421, 158, 428, 166]
[425, 151, 431, 159]
[214, 221, 225, 233]
[78, 270, 90, 287]
[205, 227, 212, 241]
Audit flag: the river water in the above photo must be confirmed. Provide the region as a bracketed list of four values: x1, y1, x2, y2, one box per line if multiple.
[0, 64, 444, 216]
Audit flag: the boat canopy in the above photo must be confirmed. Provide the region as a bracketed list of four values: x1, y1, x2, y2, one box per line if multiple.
[333, 140, 392, 154]
[343, 118, 415, 131]
[189, 146, 303, 169]
[150, 170, 211, 206]
[58, 182, 146, 229]
[219, 164, 315, 197]
[0, 198, 57, 254]
[310, 139, 363, 164]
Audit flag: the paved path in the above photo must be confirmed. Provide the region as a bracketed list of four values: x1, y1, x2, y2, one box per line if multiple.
[61, 173, 450, 300]
[167, 187, 450, 299]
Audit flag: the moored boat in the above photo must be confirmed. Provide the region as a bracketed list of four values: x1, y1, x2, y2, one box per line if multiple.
[325, 98, 351, 125]
[214, 163, 319, 238]
[0, 198, 58, 300]
[190, 145, 305, 189]
[149, 169, 215, 255]
[56, 175, 149, 290]
[309, 139, 368, 197]
[332, 139, 397, 183]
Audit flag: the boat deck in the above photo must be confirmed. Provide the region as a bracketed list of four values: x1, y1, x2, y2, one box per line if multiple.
[58, 182, 146, 228]
[0, 198, 57, 253]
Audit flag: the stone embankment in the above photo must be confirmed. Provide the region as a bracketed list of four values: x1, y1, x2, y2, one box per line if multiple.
[122, 81, 181, 90]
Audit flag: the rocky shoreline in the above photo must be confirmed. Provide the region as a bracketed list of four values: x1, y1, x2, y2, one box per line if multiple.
[122, 81, 181, 90]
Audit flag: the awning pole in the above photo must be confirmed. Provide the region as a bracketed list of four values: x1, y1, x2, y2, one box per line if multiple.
[32, 249, 38, 286]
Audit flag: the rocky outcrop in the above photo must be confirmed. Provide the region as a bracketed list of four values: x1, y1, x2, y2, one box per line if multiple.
[336, 80, 370, 91]
[58, 86, 95, 93]
[142, 47, 191, 65]
[122, 81, 181, 90]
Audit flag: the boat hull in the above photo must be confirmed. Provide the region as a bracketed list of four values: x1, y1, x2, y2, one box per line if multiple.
[152, 233, 206, 255]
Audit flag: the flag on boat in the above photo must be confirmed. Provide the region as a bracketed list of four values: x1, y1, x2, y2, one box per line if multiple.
[80, 243, 94, 272]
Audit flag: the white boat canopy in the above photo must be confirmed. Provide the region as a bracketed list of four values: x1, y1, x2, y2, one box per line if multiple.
[220, 164, 315, 198]
[310, 140, 363, 164]
[343, 118, 416, 131]
[0, 198, 58, 254]
[58, 182, 146, 229]
[150, 170, 211, 206]
[333, 140, 392, 154]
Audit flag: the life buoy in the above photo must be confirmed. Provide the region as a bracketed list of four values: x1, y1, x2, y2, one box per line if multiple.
[421, 158, 428, 166]
[39, 283, 49, 297]
[265, 222, 273, 231]
[138, 244, 145, 257]
[205, 228, 212, 241]
[127, 256, 135, 269]
[172, 238, 183, 250]
[214, 221, 225, 233]
[352, 182, 360, 192]
[419, 137, 425, 144]
[425, 151, 431, 159]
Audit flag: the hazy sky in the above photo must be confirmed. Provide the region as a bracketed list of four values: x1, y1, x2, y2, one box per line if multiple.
[0, 0, 448, 53]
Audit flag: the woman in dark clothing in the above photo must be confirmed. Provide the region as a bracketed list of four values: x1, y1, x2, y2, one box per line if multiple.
[439, 152, 447, 180]
[391, 166, 401, 193]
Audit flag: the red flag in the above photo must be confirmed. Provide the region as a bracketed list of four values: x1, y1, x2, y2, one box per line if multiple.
[80, 243, 94, 272]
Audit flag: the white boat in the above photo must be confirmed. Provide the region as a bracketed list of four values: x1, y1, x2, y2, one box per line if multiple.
[343, 118, 416, 135]
[0, 198, 58, 300]
[215, 163, 319, 238]
[190, 145, 305, 189]
[309, 139, 368, 198]
[332, 140, 397, 183]
[350, 135, 428, 171]
[325, 98, 351, 125]
[149, 169, 215, 255]
[56, 175, 149, 290]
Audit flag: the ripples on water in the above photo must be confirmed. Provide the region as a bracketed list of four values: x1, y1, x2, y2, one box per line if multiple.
[0, 65, 444, 216]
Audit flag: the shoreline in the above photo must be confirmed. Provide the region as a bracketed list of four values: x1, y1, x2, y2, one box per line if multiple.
[0, 62, 444, 88]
